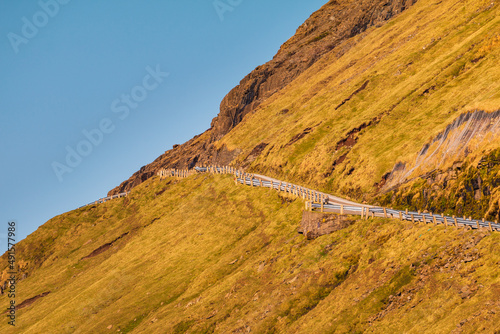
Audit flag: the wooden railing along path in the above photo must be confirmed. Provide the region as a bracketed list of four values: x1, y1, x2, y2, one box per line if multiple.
[78, 192, 130, 209]
[79, 165, 499, 232]
[163, 165, 498, 232]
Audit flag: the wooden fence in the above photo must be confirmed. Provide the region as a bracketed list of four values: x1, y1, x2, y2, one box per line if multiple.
[157, 165, 499, 232]
[78, 191, 130, 209]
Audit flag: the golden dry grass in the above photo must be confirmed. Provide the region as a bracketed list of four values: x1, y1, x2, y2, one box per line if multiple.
[0, 174, 498, 333]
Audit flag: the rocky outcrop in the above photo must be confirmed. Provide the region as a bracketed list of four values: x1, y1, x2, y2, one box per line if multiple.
[299, 211, 355, 239]
[109, 0, 419, 196]
[382, 110, 500, 191]
[378, 111, 500, 220]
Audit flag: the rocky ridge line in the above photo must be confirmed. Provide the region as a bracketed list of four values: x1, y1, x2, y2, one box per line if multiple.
[109, 0, 419, 196]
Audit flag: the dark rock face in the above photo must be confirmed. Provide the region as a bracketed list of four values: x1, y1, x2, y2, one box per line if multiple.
[211, 0, 418, 140]
[109, 0, 418, 196]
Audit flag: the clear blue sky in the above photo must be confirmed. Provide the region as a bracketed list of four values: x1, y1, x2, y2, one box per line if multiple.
[0, 0, 326, 243]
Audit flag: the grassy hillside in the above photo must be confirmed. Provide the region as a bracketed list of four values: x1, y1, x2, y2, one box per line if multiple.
[1, 174, 499, 333]
[218, 0, 500, 203]
[3, 0, 500, 332]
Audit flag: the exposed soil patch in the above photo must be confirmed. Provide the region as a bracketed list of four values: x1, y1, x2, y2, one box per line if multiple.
[335, 118, 375, 150]
[419, 85, 436, 96]
[375, 171, 392, 190]
[81, 232, 130, 260]
[278, 193, 295, 205]
[286, 128, 313, 147]
[249, 143, 269, 158]
[325, 117, 380, 177]
[335, 80, 369, 110]
[324, 153, 348, 177]
[243, 143, 269, 166]
[17, 291, 50, 310]
[471, 55, 484, 63]
[155, 182, 171, 197]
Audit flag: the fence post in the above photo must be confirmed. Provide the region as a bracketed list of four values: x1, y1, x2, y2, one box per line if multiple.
[411, 214, 414, 224]
[476, 220, 480, 229]
[423, 214, 427, 224]
[321, 199, 324, 213]
[383, 208, 387, 218]
[433, 215, 437, 225]
[399, 211, 403, 220]
[340, 204, 344, 215]
[405, 208, 408, 215]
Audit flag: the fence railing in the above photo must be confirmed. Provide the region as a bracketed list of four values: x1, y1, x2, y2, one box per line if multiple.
[165, 165, 499, 232]
[78, 191, 130, 209]
[158, 168, 196, 179]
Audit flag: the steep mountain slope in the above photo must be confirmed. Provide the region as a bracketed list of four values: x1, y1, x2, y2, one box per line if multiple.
[1, 175, 499, 333]
[109, 0, 500, 223]
[109, 0, 419, 196]
[218, 0, 500, 213]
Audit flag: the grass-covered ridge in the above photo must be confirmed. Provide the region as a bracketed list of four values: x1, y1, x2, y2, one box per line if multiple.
[1, 174, 499, 333]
